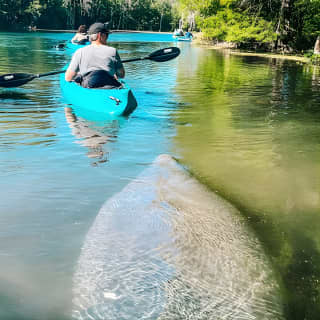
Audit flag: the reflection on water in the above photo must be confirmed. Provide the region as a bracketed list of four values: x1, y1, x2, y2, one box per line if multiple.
[0, 88, 58, 149]
[0, 91, 30, 100]
[64, 107, 122, 166]
[173, 48, 320, 319]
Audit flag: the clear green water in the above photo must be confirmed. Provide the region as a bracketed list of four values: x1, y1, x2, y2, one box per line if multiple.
[0, 32, 320, 319]
[172, 47, 320, 319]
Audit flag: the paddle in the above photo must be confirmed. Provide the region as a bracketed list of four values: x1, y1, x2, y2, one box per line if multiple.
[122, 47, 180, 63]
[0, 47, 180, 88]
[0, 70, 65, 88]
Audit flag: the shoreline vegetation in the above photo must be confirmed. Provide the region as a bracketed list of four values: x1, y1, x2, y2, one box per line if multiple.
[1, 0, 319, 66]
[30, 28, 317, 65]
[192, 37, 311, 64]
[191, 34, 319, 65]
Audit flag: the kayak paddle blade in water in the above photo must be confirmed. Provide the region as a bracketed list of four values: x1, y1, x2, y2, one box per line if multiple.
[0, 73, 37, 88]
[148, 47, 181, 62]
[0, 70, 65, 88]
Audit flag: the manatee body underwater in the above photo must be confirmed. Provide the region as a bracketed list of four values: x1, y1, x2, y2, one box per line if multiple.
[72, 154, 284, 320]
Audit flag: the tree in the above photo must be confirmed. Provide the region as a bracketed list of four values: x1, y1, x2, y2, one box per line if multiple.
[314, 36, 320, 54]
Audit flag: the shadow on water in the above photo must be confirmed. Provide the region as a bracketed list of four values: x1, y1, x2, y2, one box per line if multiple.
[173, 48, 320, 320]
[0, 91, 30, 100]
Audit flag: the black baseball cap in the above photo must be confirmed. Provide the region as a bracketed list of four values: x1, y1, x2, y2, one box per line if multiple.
[88, 22, 110, 35]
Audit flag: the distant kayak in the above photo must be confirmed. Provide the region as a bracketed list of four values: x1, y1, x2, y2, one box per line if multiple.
[172, 35, 192, 42]
[60, 73, 137, 117]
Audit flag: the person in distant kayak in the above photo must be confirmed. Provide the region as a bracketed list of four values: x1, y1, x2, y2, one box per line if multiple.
[65, 22, 125, 88]
[71, 25, 89, 45]
[185, 30, 193, 39]
[174, 28, 184, 36]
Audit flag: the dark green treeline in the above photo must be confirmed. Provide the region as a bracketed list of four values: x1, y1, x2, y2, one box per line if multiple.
[0, 0, 179, 32]
[0, 0, 319, 51]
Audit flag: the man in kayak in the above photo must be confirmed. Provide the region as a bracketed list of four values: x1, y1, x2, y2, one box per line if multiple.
[65, 22, 125, 88]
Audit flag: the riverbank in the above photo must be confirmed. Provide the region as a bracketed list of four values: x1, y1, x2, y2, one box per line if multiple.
[31, 28, 317, 65]
[192, 34, 311, 64]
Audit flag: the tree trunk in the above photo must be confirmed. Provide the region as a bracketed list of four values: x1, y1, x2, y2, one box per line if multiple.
[314, 36, 320, 54]
[159, 12, 163, 32]
[117, 12, 122, 30]
[275, 0, 292, 52]
[188, 12, 195, 31]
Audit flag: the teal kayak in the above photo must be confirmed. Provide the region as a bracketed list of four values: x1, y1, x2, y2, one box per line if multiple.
[60, 73, 137, 117]
[173, 36, 192, 42]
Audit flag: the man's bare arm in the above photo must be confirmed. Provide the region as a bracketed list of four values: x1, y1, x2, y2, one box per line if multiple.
[65, 68, 76, 82]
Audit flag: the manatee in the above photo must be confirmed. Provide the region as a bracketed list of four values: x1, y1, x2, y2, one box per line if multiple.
[72, 154, 284, 320]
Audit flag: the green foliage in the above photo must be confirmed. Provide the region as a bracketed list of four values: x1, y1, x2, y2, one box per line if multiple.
[199, 0, 220, 16]
[182, 0, 320, 51]
[235, 0, 281, 21]
[25, 0, 42, 21]
[303, 50, 314, 58]
[199, 8, 276, 43]
[0, 0, 176, 31]
[293, 0, 320, 50]
[37, 0, 67, 28]
[0, 0, 34, 29]
[311, 54, 320, 65]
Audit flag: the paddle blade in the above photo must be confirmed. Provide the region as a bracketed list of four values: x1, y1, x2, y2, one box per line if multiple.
[0, 73, 36, 88]
[148, 47, 180, 62]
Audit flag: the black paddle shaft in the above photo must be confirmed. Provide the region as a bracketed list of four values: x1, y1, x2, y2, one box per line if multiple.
[0, 47, 180, 88]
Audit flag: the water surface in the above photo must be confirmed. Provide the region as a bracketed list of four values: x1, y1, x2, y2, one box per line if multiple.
[173, 47, 320, 319]
[0, 32, 320, 319]
[0, 31, 179, 319]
